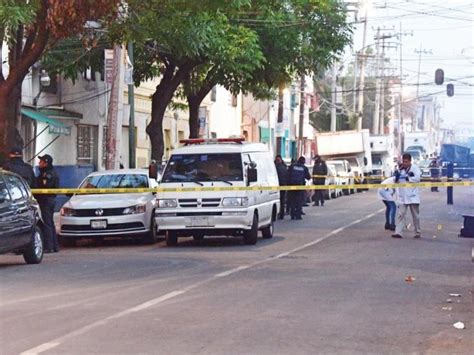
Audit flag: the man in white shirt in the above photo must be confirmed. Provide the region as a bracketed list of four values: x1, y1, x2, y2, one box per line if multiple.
[392, 153, 422, 239]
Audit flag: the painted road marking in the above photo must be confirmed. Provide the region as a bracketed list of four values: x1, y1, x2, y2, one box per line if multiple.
[21, 208, 384, 354]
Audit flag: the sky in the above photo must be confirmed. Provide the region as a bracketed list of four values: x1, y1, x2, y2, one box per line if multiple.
[348, 0, 473, 130]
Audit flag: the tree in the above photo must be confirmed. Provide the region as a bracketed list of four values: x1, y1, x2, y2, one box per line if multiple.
[0, 0, 117, 161]
[182, 0, 352, 138]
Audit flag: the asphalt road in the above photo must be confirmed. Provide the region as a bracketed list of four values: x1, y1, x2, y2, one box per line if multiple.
[1, 187, 473, 354]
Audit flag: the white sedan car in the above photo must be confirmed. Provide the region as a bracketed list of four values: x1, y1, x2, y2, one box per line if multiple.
[58, 169, 159, 246]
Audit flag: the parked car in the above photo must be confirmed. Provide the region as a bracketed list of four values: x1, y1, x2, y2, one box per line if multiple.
[0, 169, 44, 264]
[58, 169, 159, 246]
[325, 164, 341, 198]
[326, 160, 355, 195]
[404, 149, 422, 163]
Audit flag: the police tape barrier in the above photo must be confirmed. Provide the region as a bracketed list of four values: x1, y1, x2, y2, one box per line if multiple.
[312, 174, 469, 181]
[31, 180, 474, 195]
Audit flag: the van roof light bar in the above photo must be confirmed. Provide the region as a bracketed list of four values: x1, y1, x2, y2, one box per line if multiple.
[179, 137, 245, 145]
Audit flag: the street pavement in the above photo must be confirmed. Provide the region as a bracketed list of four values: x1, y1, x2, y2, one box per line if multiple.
[1, 187, 473, 354]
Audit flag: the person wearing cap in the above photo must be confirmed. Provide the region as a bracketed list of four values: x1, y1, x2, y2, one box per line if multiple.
[287, 156, 311, 220]
[312, 155, 328, 207]
[2, 147, 36, 187]
[36, 154, 60, 253]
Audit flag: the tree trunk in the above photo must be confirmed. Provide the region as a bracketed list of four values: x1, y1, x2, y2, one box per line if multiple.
[146, 62, 197, 162]
[0, 84, 22, 164]
[188, 97, 200, 138]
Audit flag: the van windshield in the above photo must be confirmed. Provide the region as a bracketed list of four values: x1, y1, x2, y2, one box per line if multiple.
[162, 153, 243, 183]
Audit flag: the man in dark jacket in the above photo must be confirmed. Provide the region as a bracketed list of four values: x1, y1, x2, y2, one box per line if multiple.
[274, 155, 288, 219]
[2, 147, 36, 187]
[287, 156, 311, 220]
[312, 155, 328, 206]
[36, 154, 60, 253]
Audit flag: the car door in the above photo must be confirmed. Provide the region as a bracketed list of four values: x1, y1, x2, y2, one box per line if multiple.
[0, 174, 17, 253]
[3, 174, 34, 247]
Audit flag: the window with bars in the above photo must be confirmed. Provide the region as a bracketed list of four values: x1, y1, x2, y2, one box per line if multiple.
[77, 125, 97, 165]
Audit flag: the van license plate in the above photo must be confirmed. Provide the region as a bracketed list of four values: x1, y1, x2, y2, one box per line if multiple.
[190, 217, 209, 227]
[91, 219, 107, 229]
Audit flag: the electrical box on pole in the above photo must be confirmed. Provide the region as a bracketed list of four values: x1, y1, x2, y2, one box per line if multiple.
[435, 69, 444, 85]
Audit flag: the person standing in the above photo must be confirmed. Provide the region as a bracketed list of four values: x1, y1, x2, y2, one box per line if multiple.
[312, 155, 328, 206]
[35, 154, 60, 253]
[2, 147, 36, 187]
[429, 158, 440, 192]
[274, 155, 288, 220]
[392, 153, 422, 239]
[378, 176, 396, 231]
[287, 156, 311, 220]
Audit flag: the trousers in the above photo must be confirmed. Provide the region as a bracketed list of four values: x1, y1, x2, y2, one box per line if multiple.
[38, 199, 59, 251]
[288, 190, 304, 219]
[382, 200, 396, 226]
[279, 191, 286, 218]
[395, 203, 421, 236]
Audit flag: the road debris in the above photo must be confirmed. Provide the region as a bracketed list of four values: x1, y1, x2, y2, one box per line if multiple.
[449, 293, 461, 297]
[405, 276, 416, 283]
[446, 299, 453, 303]
[442, 306, 452, 311]
[437, 224, 443, 230]
[453, 322, 465, 330]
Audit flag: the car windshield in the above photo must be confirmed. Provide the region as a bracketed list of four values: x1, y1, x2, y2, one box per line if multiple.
[162, 153, 243, 183]
[419, 160, 430, 168]
[79, 174, 149, 189]
[372, 155, 383, 165]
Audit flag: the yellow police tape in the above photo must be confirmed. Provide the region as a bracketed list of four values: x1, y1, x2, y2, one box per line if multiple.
[31, 180, 474, 194]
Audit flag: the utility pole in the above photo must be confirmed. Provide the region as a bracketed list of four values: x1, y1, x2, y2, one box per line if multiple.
[330, 64, 337, 132]
[399, 22, 404, 152]
[414, 45, 433, 131]
[372, 27, 381, 135]
[105, 44, 122, 170]
[127, 42, 136, 169]
[298, 76, 305, 157]
[356, 5, 369, 131]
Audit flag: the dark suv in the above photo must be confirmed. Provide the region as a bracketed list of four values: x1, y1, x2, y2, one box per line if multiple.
[0, 169, 44, 264]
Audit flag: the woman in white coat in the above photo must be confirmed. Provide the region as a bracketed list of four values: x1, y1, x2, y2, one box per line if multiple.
[392, 153, 422, 239]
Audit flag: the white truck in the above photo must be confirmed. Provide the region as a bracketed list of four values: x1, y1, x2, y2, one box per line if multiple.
[369, 135, 395, 182]
[314, 129, 372, 189]
[404, 131, 432, 157]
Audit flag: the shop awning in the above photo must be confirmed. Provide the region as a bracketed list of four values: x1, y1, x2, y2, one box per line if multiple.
[21, 108, 71, 135]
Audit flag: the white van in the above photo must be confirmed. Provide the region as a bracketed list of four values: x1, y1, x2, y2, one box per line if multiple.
[153, 138, 280, 246]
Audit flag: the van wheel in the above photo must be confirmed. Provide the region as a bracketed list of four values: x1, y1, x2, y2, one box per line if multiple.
[23, 226, 44, 264]
[142, 216, 158, 244]
[165, 230, 178, 246]
[243, 214, 258, 245]
[262, 219, 274, 239]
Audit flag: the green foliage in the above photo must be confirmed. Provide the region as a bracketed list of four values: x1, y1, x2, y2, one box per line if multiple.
[0, 0, 38, 44]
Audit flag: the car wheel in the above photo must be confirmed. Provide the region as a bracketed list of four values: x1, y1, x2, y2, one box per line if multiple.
[23, 226, 44, 264]
[243, 213, 258, 245]
[142, 215, 158, 244]
[60, 236, 76, 247]
[165, 230, 178, 246]
[261, 219, 274, 239]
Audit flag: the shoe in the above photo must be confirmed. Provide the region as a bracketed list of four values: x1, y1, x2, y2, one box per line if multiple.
[44, 249, 54, 254]
[389, 225, 396, 231]
[384, 223, 391, 230]
[278, 215, 284, 220]
[291, 216, 295, 220]
[391, 234, 403, 239]
[313, 202, 319, 206]
[413, 234, 421, 239]
[296, 217, 302, 220]
[53, 248, 60, 253]
[301, 211, 306, 215]
[321, 203, 324, 206]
